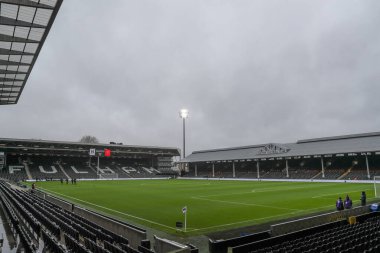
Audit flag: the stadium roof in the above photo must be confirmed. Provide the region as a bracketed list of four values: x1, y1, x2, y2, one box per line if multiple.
[181, 132, 380, 163]
[0, 138, 180, 157]
[0, 0, 63, 105]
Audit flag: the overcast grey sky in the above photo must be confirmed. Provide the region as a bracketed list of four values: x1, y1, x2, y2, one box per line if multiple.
[1, 0, 380, 155]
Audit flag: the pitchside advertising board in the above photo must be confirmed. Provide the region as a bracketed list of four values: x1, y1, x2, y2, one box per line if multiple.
[89, 148, 111, 157]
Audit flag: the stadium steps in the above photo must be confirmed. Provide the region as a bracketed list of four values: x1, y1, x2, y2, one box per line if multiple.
[57, 164, 70, 179]
[88, 165, 98, 176]
[338, 167, 353, 180]
[22, 162, 32, 180]
[311, 171, 322, 179]
[115, 166, 132, 178]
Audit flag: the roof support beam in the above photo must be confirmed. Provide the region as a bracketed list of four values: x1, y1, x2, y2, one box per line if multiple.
[0, 16, 46, 28]
[0, 77, 25, 82]
[0, 84, 21, 88]
[0, 48, 34, 56]
[0, 69, 27, 74]
[0, 59, 30, 66]
[0, 94, 17, 98]
[0, 34, 39, 43]
[0, 0, 54, 9]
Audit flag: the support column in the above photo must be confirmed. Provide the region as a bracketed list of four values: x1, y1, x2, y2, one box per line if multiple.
[365, 155, 370, 179]
[195, 164, 198, 177]
[97, 155, 100, 175]
[321, 157, 325, 178]
[212, 163, 215, 178]
[286, 160, 289, 178]
[232, 162, 236, 178]
[257, 161, 260, 179]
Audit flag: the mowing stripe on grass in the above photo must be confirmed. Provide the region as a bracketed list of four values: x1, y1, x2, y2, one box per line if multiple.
[40, 187, 178, 231]
[312, 188, 372, 199]
[191, 196, 301, 211]
[196, 183, 335, 198]
[187, 211, 298, 232]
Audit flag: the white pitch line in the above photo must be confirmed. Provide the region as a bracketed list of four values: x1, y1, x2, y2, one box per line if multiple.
[191, 196, 301, 211]
[40, 187, 178, 231]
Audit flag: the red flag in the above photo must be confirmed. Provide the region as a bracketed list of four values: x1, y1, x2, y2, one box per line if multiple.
[104, 149, 111, 157]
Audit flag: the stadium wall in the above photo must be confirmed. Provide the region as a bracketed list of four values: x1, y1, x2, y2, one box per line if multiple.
[179, 177, 375, 184]
[73, 206, 147, 249]
[270, 205, 370, 236]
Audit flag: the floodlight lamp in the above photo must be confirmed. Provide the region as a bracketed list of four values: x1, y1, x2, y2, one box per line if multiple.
[180, 109, 189, 119]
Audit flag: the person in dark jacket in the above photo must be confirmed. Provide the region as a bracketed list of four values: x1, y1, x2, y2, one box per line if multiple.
[336, 197, 344, 211]
[344, 195, 352, 209]
[361, 191, 366, 206]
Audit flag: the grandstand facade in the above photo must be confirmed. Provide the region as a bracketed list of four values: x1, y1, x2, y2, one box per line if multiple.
[180, 132, 380, 181]
[0, 138, 180, 181]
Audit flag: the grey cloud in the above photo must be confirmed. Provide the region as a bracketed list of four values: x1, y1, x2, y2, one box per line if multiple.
[1, 0, 379, 154]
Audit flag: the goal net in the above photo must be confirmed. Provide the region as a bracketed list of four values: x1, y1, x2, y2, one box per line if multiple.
[374, 176, 380, 198]
[98, 173, 118, 180]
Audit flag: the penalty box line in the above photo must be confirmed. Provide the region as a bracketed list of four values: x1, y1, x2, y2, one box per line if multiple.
[39, 188, 178, 231]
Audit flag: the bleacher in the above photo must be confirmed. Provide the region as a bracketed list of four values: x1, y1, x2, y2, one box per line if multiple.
[0, 155, 172, 181]
[28, 156, 67, 180]
[210, 212, 380, 253]
[60, 157, 98, 179]
[0, 180, 157, 253]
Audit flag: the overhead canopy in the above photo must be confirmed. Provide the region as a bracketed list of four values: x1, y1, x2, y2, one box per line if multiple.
[181, 132, 380, 163]
[0, 0, 63, 105]
[0, 138, 181, 158]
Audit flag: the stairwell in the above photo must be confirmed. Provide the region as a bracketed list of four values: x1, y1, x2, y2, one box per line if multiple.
[22, 161, 32, 180]
[88, 165, 98, 175]
[338, 167, 353, 180]
[116, 166, 132, 178]
[58, 164, 70, 179]
[311, 171, 322, 179]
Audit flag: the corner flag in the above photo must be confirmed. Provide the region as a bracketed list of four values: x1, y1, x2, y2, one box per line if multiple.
[182, 206, 187, 232]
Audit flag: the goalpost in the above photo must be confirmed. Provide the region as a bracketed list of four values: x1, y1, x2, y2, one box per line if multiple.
[374, 176, 380, 198]
[98, 173, 119, 180]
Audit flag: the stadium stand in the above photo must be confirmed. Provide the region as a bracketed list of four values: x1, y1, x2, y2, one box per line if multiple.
[209, 212, 380, 253]
[0, 155, 180, 181]
[0, 180, 194, 253]
[60, 157, 98, 179]
[181, 132, 380, 181]
[27, 156, 67, 180]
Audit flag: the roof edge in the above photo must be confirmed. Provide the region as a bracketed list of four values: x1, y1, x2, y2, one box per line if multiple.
[297, 131, 380, 144]
[192, 144, 267, 155]
[0, 137, 179, 151]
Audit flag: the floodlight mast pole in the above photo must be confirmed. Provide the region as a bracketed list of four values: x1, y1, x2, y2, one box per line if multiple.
[179, 109, 189, 159]
[183, 117, 186, 158]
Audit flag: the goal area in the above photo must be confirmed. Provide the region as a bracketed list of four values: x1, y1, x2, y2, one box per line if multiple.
[374, 176, 380, 198]
[98, 173, 118, 180]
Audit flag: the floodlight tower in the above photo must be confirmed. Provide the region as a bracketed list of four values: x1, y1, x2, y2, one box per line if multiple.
[179, 109, 189, 158]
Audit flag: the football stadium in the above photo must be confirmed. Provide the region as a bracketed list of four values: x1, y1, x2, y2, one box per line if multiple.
[1, 0, 380, 253]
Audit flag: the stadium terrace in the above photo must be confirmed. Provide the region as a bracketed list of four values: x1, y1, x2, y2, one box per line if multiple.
[0, 137, 180, 181]
[0, 1, 379, 252]
[179, 132, 380, 181]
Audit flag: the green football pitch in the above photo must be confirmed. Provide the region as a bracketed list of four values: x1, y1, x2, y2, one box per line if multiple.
[31, 179, 376, 236]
